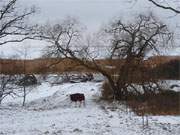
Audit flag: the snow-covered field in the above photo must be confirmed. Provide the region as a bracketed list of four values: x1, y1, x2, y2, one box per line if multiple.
[0, 79, 180, 135]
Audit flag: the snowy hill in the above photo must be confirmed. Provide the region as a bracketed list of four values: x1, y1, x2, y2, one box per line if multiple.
[0, 79, 180, 135]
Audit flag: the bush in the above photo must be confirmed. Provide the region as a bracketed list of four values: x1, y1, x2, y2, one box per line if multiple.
[101, 81, 114, 100]
[17, 74, 37, 86]
[127, 90, 180, 115]
[154, 59, 180, 79]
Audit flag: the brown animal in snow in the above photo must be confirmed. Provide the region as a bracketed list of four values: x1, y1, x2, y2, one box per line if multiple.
[69, 93, 85, 106]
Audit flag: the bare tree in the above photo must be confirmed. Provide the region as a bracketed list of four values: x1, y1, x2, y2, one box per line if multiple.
[0, 53, 20, 104]
[0, 74, 18, 104]
[99, 13, 173, 99]
[14, 44, 31, 106]
[39, 14, 173, 100]
[0, 0, 37, 46]
[38, 17, 85, 72]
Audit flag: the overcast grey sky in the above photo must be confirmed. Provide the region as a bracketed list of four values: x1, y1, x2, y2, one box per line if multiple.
[18, 0, 162, 31]
[1, 0, 180, 59]
[18, 0, 180, 32]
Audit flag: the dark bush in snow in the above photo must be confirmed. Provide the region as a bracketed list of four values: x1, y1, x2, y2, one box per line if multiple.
[101, 81, 114, 100]
[154, 59, 180, 79]
[17, 74, 37, 86]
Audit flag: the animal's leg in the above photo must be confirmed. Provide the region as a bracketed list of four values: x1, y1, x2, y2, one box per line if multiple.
[70, 101, 73, 107]
[83, 100, 86, 107]
[79, 101, 81, 107]
[75, 101, 78, 107]
[71, 101, 75, 107]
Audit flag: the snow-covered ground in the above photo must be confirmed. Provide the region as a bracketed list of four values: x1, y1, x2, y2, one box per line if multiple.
[0, 79, 180, 135]
[162, 80, 180, 92]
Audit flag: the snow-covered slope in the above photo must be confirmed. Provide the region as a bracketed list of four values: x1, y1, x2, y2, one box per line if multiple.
[0, 81, 180, 135]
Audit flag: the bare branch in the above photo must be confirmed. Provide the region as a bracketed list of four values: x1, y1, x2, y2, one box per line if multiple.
[0, 0, 37, 46]
[148, 0, 180, 14]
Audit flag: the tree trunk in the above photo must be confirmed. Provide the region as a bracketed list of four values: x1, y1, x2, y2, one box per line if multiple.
[22, 86, 26, 106]
[0, 90, 3, 105]
[0, 98, 2, 105]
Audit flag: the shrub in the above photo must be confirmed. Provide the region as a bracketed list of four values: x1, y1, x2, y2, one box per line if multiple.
[154, 59, 180, 79]
[127, 90, 180, 115]
[101, 81, 114, 100]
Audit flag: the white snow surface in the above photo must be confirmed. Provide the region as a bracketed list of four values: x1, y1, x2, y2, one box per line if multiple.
[0, 80, 180, 135]
[162, 80, 180, 92]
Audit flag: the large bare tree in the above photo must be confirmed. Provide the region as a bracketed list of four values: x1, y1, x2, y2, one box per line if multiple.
[40, 13, 173, 100]
[103, 13, 173, 99]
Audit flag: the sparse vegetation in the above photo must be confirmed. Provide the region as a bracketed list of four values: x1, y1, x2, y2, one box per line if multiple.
[101, 80, 180, 115]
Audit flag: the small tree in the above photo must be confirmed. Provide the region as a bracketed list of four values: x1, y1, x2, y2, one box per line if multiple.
[0, 53, 19, 104]
[15, 44, 31, 106]
[17, 74, 37, 106]
[0, 74, 17, 104]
